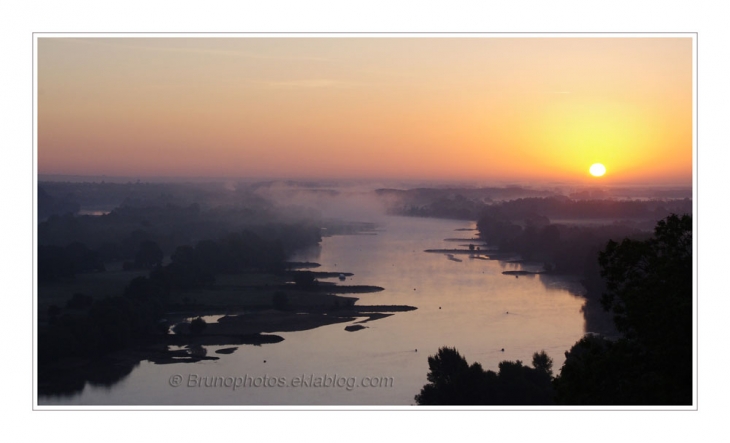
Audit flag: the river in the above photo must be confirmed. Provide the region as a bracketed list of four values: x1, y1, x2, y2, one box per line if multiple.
[39, 215, 587, 406]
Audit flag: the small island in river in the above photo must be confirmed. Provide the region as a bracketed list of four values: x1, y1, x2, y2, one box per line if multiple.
[502, 270, 544, 276]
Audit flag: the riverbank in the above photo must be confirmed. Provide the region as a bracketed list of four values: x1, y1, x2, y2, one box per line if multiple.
[38, 262, 415, 397]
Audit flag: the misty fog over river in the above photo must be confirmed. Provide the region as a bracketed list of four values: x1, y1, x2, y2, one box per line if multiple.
[40, 215, 587, 406]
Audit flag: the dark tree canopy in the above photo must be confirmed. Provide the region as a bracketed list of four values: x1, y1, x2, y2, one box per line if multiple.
[415, 347, 555, 405]
[555, 213, 693, 405]
[416, 214, 693, 406]
[599, 213, 692, 348]
[189, 317, 207, 335]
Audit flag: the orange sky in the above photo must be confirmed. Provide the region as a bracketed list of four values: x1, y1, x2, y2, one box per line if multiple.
[37, 36, 693, 185]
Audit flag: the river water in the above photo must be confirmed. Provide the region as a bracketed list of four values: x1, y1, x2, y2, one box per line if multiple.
[39, 215, 587, 406]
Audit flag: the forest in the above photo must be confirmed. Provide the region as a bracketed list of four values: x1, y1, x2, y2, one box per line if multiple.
[416, 214, 693, 405]
[37, 180, 693, 403]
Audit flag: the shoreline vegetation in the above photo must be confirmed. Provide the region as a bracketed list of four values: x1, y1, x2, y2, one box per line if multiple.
[39, 259, 416, 397]
[39, 253, 415, 397]
[38, 181, 692, 404]
[37, 199, 415, 397]
[416, 214, 692, 405]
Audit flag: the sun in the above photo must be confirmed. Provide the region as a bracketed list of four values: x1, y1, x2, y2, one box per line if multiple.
[589, 163, 606, 177]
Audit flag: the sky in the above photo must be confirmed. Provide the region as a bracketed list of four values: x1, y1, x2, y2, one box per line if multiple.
[37, 36, 693, 185]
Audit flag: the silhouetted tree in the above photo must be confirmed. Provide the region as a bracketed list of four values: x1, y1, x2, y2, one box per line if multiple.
[189, 317, 207, 335]
[532, 350, 553, 377]
[555, 214, 692, 405]
[599, 214, 691, 349]
[415, 347, 485, 405]
[553, 335, 643, 404]
[415, 347, 555, 405]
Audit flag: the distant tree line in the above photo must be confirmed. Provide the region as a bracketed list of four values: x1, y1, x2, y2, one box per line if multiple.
[376, 186, 555, 219]
[38, 201, 321, 264]
[39, 222, 321, 392]
[38, 180, 275, 219]
[480, 196, 690, 221]
[477, 212, 649, 274]
[476, 210, 653, 335]
[38, 207, 321, 288]
[38, 186, 80, 221]
[385, 190, 691, 224]
[38, 227, 305, 388]
[123, 229, 289, 300]
[37, 183, 326, 394]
